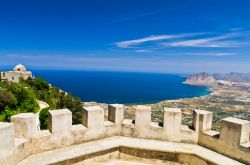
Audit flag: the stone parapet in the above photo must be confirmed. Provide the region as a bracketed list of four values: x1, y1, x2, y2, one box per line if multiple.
[163, 108, 182, 136]
[193, 109, 213, 132]
[11, 113, 37, 139]
[82, 106, 104, 128]
[197, 114, 250, 164]
[108, 104, 124, 124]
[135, 105, 151, 127]
[0, 105, 249, 165]
[48, 109, 72, 136]
[0, 122, 15, 160]
[220, 117, 250, 146]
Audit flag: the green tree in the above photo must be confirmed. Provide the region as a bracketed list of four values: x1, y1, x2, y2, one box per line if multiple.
[1, 108, 19, 121]
[0, 88, 17, 112]
[27, 77, 50, 91]
[56, 92, 82, 124]
[9, 83, 39, 113]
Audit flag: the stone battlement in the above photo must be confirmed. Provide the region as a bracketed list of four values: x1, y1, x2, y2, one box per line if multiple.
[0, 105, 249, 164]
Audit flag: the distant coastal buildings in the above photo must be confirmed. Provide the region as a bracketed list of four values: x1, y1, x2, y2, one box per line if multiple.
[0, 64, 32, 82]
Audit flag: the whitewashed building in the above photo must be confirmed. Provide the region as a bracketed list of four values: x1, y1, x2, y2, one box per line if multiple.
[0, 64, 32, 82]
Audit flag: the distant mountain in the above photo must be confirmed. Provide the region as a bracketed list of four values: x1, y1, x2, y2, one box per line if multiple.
[184, 72, 217, 86]
[213, 72, 250, 82]
[184, 72, 250, 86]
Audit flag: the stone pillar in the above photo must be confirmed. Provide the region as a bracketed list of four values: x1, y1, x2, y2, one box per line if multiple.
[48, 109, 72, 136]
[82, 106, 104, 129]
[0, 122, 15, 159]
[11, 113, 37, 138]
[163, 108, 182, 134]
[135, 105, 151, 128]
[193, 109, 213, 132]
[220, 117, 250, 146]
[108, 104, 124, 124]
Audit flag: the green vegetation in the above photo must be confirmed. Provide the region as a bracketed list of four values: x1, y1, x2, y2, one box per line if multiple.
[155, 95, 250, 131]
[160, 102, 172, 107]
[0, 81, 39, 121]
[39, 107, 49, 130]
[0, 78, 83, 126]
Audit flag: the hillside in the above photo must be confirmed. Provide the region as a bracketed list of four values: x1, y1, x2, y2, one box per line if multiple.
[213, 72, 250, 82]
[0, 78, 83, 124]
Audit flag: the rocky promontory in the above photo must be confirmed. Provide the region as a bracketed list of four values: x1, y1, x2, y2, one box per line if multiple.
[184, 72, 217, 86]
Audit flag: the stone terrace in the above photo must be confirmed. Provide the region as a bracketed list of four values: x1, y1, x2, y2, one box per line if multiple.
[0, 105, 250, 164]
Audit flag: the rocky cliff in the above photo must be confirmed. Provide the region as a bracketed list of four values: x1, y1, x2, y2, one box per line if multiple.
[184, 72, 217, 86]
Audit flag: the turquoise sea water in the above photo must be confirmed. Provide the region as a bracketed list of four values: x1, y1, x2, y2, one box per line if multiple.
[33, 70, 210, 104]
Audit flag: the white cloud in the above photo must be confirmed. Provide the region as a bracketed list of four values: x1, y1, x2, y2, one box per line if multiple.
[115, 31, 249, 49]
[135, 49, 152, 53]
[164, 33, 240, 47]
[184, 52, 236, 56]
[115, 33, 205, 48]
[115, 35, 174, 48]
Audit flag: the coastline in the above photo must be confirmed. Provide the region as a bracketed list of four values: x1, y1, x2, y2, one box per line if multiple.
[83, 84, 213, 106]
[80, 78, 250, 130]
[158, 85, 214, 105]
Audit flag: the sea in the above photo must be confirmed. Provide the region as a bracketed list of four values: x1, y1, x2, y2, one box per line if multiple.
[32, 70, 211, 105]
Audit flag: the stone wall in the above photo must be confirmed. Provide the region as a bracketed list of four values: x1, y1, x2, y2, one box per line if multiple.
[0, 104, 249, 164]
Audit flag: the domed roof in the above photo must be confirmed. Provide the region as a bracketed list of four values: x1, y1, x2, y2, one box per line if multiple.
[13, 64, 27, 71]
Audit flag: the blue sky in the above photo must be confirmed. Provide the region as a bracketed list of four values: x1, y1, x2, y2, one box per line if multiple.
[1, 0, 250, 73]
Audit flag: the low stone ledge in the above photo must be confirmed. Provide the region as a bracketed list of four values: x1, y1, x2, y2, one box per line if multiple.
[15, 138, 29, 148]
[17, 136, 244, 165]
[150, 122, 162, 128]
[181, 125, 193, 132]
[122, 119, 135, 126]
[72, 124, 87, 133]
[240, 142, 250, 149]
[104, 120, 115, 126]
[37, 130, 52, 137]
[203, 130, 220, 138]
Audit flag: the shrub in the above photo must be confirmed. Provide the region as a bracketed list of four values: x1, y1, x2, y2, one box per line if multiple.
[39, 107, 50, 130]
[26, 77, 50, 91]
[0, 78, 83, 124]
